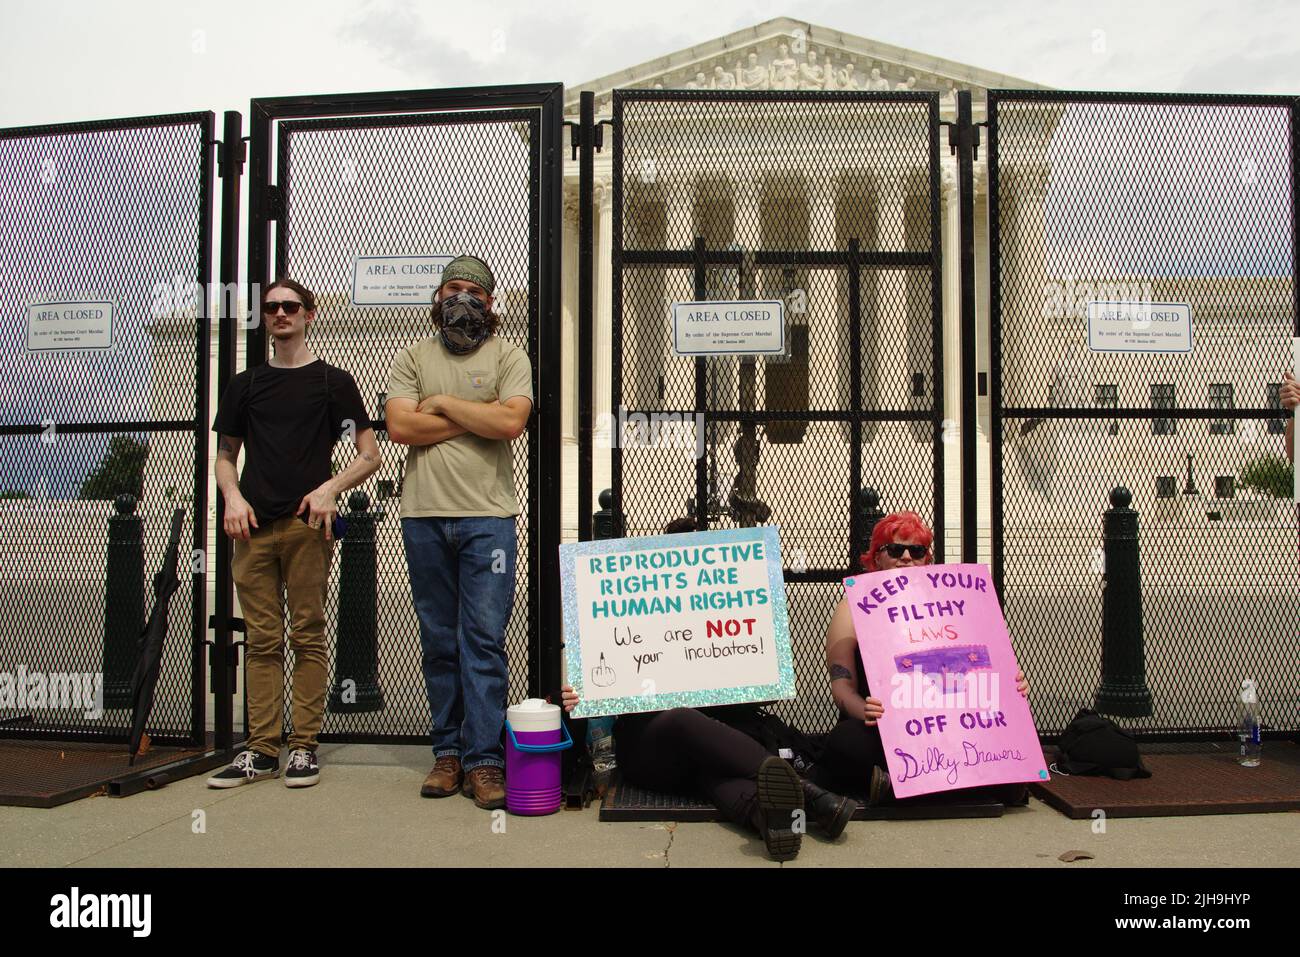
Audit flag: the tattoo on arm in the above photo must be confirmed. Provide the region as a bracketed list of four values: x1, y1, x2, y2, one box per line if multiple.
[218, 439, 234, 454]
[829, 663, 854, 682]
[359, 450, 377, 463]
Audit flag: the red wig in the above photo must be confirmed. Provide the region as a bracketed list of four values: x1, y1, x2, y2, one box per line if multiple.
[859, 511, 934, 571]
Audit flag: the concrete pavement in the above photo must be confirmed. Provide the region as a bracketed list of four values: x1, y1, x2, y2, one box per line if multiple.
[1, 743, 1297, 868]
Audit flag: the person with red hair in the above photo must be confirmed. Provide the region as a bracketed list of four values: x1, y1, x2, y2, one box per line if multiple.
[812, 511, 1029, 804]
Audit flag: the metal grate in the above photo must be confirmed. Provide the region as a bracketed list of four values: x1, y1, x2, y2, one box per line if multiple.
[988, 92, 1299, 738]
[611, 90, 944, 734]
[0, 113, 214, 746]
[1032, 742, 1300, 818]
[0, 737, 216, 808]
[262, 109, 543, 741]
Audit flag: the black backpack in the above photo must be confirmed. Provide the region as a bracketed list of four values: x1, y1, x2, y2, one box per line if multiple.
[1054, 708, 1152, 780]
[704, 704, 824, 775]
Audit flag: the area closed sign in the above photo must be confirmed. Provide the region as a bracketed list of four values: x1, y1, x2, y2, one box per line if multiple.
[671, 300, 785, 355]
[1087, 300, 1193, 353]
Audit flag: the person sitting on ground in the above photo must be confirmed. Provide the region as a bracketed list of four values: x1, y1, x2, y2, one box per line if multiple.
[812, 510, 1029, 805]
[558, 516, 856, 861]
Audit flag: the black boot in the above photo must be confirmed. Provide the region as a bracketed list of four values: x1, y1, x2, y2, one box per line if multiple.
[867, 765, 894, 807]
[802, 779, 856, 839]
[749, 756, 804, 861]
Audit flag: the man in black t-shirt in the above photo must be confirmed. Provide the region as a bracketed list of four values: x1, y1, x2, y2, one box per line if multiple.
[207, 278, 381, 789]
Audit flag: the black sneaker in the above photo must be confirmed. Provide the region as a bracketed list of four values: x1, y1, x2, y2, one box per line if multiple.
[206, 749, 279, 788]
[284, 748, 320, 788]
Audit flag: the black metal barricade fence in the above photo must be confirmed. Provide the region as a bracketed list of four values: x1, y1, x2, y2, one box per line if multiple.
[0, 113, 215, 747]
[601, 90, 946, 734]
[987, 91, 1300, 738]
[1, 85, 1295, 761]
[243, 86, 564, 743]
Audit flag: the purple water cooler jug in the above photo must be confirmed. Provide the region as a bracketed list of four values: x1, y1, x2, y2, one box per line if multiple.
[505, 699, 572, 816]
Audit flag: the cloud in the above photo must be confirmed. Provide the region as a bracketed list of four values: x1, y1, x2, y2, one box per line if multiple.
[1177, 49, 1300, 94]
[340, 0, 445, 80]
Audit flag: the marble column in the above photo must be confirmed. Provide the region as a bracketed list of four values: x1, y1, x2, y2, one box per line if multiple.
[903, 163, 931, 444]
[561, 182, 580, 444]
[807, 181, 838, 412]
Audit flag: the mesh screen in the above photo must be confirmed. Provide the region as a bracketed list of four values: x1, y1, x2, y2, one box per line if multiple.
[613, 91, 942, 734]
[990, 93, 1298, 736]
[0, 115, 211, 743]
[268, 111, 540, 739]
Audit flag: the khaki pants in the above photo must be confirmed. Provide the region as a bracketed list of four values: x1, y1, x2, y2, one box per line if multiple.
[232, 514, 334, 757]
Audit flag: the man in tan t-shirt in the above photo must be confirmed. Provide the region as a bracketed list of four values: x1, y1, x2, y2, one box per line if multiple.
[385, 255, 533, 809]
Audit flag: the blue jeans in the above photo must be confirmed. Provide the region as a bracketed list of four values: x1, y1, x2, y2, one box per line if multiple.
[400, 516, 517, 771]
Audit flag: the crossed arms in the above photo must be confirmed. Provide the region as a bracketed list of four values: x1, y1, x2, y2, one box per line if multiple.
[384, 393, 531, 446]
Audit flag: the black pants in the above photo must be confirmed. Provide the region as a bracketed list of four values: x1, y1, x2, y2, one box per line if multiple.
[812, 717, 1026, 804]
[811, 717, 887, 795]
[613, 708, 770, 826]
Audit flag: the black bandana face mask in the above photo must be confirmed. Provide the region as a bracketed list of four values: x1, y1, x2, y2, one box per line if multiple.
[439, 291, 492, 355]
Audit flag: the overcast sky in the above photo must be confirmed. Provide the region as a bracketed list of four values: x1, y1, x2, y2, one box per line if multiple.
[2, 0, 1299, 127]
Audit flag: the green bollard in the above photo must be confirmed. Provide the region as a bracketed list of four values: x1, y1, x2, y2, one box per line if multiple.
[101, 493, 144, 710]
[328, 491, 385, 713]
[1095, 487, 1154, 718]
[593, 488, 623, 540]
[857, 487, 884, 563]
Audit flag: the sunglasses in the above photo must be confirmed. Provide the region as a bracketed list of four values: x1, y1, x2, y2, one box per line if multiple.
[262, 300, 304, 316]
[878, 543, 930, 560]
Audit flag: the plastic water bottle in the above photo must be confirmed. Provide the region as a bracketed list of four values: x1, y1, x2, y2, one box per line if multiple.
[1237, 678, 1261, 767]
[587, 716, 617, 793]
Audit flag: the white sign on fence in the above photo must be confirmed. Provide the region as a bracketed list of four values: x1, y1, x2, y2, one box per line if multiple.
[671, 300, 786, 356]
[26, 301, 114, 352]
[560, 525, 796, 718]
[1087, 300, 1193, 353]
[351, 255, 455, 306]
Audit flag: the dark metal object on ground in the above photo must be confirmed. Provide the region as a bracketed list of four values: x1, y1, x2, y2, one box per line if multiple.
[1095, 487, 1154, 718]
[1033, 742, 1300, 818]
[0, 737, 223, 808]
[329, 491, 384, 713]
[102, 494, 144, 709]
[127, 508, 186, 765]
[599, 771, 1006, 822]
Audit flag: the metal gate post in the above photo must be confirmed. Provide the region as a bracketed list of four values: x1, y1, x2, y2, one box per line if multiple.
[536, 82, 566, 702]
[954, 90, 980, 565]
[577, 91, 596, 543]
[211, 109, 245, 754]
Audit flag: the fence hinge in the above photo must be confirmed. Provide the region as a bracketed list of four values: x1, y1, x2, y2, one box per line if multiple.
[265, 183, 286, 221]
[215, 135, 247, 180]
[207, 615, 246, 634]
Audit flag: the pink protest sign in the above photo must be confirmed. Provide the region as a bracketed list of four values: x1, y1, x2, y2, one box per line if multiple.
[844, 563, 1049, 799]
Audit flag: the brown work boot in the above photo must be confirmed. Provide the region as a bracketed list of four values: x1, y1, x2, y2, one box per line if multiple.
[463, 765, 506, 810]
[421, 755, 462, 798]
